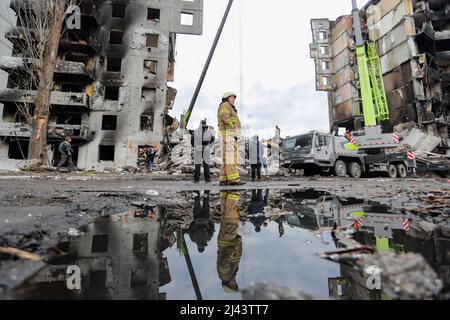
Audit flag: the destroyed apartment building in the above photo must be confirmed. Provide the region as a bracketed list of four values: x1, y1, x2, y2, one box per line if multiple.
[0, 0, 203, 171]
[310, 0, 450, 154]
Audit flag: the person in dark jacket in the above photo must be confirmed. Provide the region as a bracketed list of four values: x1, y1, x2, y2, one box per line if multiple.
[56, 136, 75, 172]
[249, 135, 264, 181]
[191, 120, 215, 183]
[248, 189, 269, 233]
[186, 191, 214, 253]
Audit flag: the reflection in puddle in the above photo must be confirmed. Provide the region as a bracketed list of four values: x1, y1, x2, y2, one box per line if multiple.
[13, 189, 450, 300]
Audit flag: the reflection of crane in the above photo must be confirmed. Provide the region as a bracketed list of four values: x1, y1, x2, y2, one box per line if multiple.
[178, 229, 203, 300]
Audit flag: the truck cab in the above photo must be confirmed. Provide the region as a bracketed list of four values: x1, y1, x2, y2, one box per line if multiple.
[281, 131, 362, 176]
[281, 131, 332, 170]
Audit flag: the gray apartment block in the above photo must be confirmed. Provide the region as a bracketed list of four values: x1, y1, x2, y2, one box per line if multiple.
[0, 0, 203, 170]
[310, 0, 450, 153]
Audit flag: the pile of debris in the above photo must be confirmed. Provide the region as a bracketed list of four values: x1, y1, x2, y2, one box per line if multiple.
[155, 129, 254, 176]
[397, 125, 450, 162]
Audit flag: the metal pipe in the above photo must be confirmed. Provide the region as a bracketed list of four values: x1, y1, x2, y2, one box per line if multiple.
[182, 0, 235, 129]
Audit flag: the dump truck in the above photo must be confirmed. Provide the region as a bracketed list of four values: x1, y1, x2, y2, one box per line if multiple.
[281, 131, 412, 178]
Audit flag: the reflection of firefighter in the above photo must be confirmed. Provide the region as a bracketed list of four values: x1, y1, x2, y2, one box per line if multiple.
[186, 191, 214, 253]
[217, 191, 242, 293]
[248, 189, 269, 233]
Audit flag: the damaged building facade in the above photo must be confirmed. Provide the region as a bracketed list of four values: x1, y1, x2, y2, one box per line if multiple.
[310, 0, 450, 154]
[0, 0, 203, 170]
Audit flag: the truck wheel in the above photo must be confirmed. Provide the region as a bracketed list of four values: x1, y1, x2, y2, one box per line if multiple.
[388, 164, 398, 179]
[396, 164, 407, 178]
[334, 160, 347, 177]
[349, 162, 362, 179]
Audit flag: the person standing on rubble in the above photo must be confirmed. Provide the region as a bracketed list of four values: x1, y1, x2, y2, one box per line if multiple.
[191, 120, 215, 183]
[218, 92, 245, 186]
[249, 135, 264, 181]
[56, 136, 75, 172]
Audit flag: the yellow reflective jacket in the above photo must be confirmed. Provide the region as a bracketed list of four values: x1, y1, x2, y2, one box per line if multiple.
[218, 102, 241, 137]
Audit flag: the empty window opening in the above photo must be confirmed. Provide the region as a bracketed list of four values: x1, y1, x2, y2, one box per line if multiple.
[91, 234, 108, 253]
[133, 233, 148, 253]
[102, 115, 117, 131]
[99, 145, 115, 161]
[323, 76, 331, 86]
[144, 60, 157, 77]
[147, 8, 160, 21]
[89, 270, 106, 289]
[112, 4, 126, 18]
[105, 86, 120, 101]
[2, 103, 32, 123]
[181, 12, 194, 26]
[56, 114, 82, 125]
[319, 31, 327, 40]
[107, 57, 122, 72]
[141, 87, 156, 102]
[131, 269, 147, 288]
[140, 112, 154, 131]
[321, 61, 330, 71]
[146, 34, 159, 48]
[8, 139, 29, 159]
[60, 83, 84, 93]
[320, 46, 329, 55]
[110, 30, 124, 45]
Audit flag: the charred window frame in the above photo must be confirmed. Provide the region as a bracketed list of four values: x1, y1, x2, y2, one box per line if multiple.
[147, 8, 160, 21]
[110, 30, 124, 45]
[140, 113, 154, 132]
[105, 86, 120, 101]
[102, 115, 117, 131]
[98, 145, 115, 161]
[107, 57, 122, 72]
[112, 4, 126, 18]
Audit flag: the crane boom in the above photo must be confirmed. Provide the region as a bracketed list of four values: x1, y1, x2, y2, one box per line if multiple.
[352, 0, 389, 126]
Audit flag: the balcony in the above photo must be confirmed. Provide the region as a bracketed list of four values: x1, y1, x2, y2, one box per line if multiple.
[0, 57, 95, 80]
[0, 89, 90, 108]
[6, 27, 101, 54]
[0, 122, 94, 141]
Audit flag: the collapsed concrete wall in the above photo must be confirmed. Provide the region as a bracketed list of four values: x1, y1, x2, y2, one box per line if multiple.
[310, 0, 450, 154]
[0, 0, 204, 171]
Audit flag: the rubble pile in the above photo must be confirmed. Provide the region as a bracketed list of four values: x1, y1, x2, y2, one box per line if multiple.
[155, 130, 253, 176]
[360, 252, 442, 300]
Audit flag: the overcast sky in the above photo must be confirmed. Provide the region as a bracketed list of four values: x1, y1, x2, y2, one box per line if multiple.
[173, 0, 368, 139]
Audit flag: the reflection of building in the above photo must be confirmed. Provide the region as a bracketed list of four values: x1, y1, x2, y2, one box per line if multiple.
[13, 208, 171, 300]
[0, 0, 203, 170]
[282, 190, 450, 299]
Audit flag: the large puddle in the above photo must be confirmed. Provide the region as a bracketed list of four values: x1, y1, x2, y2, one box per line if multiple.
[11, 189, 450, 300]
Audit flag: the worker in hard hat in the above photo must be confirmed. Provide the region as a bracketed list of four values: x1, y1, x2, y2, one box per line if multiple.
[217, 92, 245, 186]
[217, 190, 242, 293]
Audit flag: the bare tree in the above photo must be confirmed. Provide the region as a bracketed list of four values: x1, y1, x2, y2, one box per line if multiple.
[9, 0, 76, 169]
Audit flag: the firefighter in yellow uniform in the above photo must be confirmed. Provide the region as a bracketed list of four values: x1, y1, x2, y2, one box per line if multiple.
[218, 92, 245, 186]
[217, 191, 242, 293]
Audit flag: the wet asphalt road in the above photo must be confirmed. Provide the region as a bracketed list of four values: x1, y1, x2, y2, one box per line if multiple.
[0, 172, 449, 296]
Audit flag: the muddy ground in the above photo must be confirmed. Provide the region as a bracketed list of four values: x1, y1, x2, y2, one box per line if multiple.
[0, 171, 449, 297]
